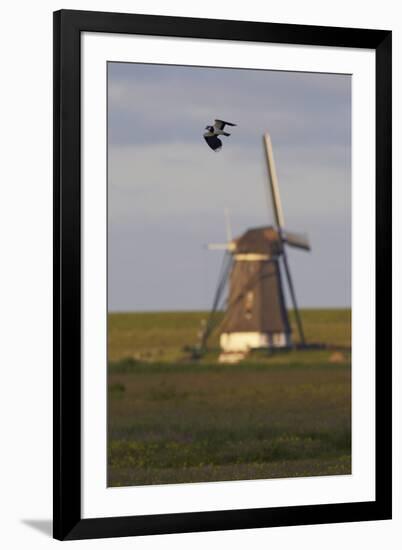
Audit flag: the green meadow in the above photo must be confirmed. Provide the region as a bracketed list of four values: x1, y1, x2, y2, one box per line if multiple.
[108, 309, 351, 487]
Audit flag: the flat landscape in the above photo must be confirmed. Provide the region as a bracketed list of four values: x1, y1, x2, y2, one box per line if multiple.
[108, 309, 351, 487]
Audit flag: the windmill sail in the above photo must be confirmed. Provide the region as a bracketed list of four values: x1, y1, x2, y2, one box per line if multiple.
[263, 132, 309, 346]
[264, 133, 285, 228]
[282, 231, 310, 251]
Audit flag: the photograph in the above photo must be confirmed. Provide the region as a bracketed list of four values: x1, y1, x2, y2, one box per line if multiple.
[107, 61, 352, 488]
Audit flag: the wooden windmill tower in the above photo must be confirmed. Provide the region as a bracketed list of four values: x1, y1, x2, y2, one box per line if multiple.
[203, 133, 311, 362]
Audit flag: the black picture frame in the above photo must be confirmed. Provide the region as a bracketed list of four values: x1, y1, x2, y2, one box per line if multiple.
[53, 9, 392, 541]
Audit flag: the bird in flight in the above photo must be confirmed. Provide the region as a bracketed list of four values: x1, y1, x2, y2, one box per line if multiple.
[203, 119, 237, 151]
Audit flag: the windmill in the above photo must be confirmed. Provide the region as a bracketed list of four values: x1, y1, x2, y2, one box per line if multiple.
[201, 133, 311, 362]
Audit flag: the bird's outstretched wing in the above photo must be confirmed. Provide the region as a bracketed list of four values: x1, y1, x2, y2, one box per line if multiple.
[204, 135, 222, 151]
[214, 119, 237, 130]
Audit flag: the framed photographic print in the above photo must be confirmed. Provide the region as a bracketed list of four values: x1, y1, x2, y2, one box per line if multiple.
[53, 9, 392, 540]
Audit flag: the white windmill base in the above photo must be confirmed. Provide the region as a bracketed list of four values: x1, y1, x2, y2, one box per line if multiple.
[219, 331, 291, 363]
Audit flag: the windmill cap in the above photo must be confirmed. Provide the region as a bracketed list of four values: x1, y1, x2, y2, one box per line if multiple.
[233, 226, 283, 255]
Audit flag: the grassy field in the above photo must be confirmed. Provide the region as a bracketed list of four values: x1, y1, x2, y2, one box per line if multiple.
[108, 309, 351, 487]
[108, 308, 351, 362]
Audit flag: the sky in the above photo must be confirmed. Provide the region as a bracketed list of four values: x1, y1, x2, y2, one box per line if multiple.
[108, 62, 351, 312]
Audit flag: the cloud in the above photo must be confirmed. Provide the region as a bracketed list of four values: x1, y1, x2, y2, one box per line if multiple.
[107, 62, 351, 149]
